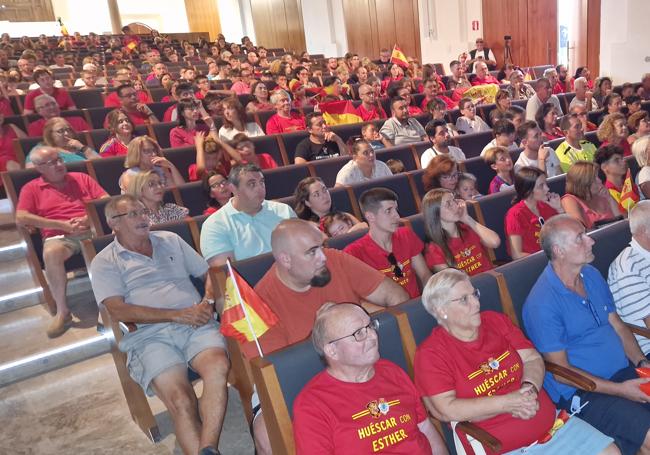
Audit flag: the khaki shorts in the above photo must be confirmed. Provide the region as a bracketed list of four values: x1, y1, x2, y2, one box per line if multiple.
[119, 320, 227, 396]
[43, 232, 92, 255]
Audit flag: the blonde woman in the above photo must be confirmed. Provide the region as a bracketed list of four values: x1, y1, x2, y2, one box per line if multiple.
[26, 117, 98, 167]
[127, 170, 188, 224]
[119, 136, 184, 192]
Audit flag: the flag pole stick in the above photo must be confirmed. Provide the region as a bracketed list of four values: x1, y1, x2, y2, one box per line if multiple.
[226, 259, 264, 358]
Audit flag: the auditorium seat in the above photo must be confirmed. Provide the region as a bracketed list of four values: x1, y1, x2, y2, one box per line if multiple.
[151, 121, 178, 149]
[85, 107, 114, 129]
[148, 101, 176, 122]
[466, 189, 514, 263]
[308, 155, 350, 187]
[325, 226, 369, 250]
[163, 146, 195, 181]
[176, 181, 209, 217]
[375, 144, 419, 171]
[89, 155, 126, 195]
[350, 173, 419, 217]
[278, 130, 310, 164]
[250, 134, 285, 166]
[455, 131, 494, 159]
[69, 89, 104, 109]
[263, 163, 312, 200]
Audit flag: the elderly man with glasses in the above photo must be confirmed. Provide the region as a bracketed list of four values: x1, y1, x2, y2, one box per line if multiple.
[27, 93, 90, 137]
[90, 193, 228, 455]
[104, 83, 159, 127]
[15, 146, 107, 337]
[293, 302, 448, 454]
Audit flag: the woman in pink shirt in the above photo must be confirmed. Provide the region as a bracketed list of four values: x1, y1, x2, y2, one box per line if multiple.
[169, 100, 216, 148]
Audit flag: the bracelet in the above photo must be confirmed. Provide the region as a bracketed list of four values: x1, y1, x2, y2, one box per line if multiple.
[521, 380, 538, 393]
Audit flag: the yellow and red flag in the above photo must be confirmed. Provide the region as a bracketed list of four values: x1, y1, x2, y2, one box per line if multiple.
[320, 100, 363, 125]
[619, 168, 640, 213]
[390, 45, 408, 68]
[221, 262, 278, 353]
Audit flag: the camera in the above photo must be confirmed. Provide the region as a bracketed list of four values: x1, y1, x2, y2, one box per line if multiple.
[504, 35, 512, 40]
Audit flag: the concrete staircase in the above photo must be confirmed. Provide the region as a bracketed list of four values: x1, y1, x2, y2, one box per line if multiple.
[0, 198, 110, 387]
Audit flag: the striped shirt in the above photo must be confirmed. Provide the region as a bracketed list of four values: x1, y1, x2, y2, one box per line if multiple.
[608, 238, 650, 354]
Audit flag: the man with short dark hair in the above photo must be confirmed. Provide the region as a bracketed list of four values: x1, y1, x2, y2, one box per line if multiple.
[515, 120, 562, 176]
[421, 119, 466, 167]
[379, 97, 427, 146]
[23, 68, 76, 115]
[104, 66, 135, 107]
[90, 194, 229, 455]
[374, 48, 392, 72]
[524, 214, 650, 455]
[555, 64, 569, 93]
[525, 78, 563, 121]
[15, 147, 107, 337]
[480, 119, 519, 157]
[554, 113, 598, 172]
[448, 60, 471, 90]
[294, 113, 347, 164]
[344, 188, 431, 298]
[199, 164, 295, 267]
[106, 83, 158, 126]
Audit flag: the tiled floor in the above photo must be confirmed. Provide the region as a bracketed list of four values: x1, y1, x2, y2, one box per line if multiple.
[0, 354, 255, 454]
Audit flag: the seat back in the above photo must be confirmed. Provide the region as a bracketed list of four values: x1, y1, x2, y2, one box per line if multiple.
[329, 186, 355, 215]
[151, 122, 178, 149]
[263, 164, 312, 200]
[588, 219, 631, 278]
[251, 135, 285, 166]
[89, 156, 126, 195]
[309, 155, 351, 187]
[177, 181, 209, 217]
[85, 107, 114, 129]
[163, 146, 195, 181]
[69, 89, 104, 108]
[408, 169, 426, 199]
[148, 101, 176, 123]
[456, 131, 494, 159]
[232, 253, 276, 287]
[351, 174, 419, 217]
[325, 227, 369, 250]
[467, 190, 514, 262]
[403, 213, 426, 242]
[329, 122, 366, 142]
[375, 144, 418, 171]
[278, 130, 310, 164]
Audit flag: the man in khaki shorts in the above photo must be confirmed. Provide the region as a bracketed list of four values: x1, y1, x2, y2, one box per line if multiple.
[90, 194, 229, 455]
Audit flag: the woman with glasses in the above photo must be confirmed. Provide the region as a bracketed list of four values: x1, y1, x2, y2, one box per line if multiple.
[26, 117, 98, 167]
[415, 269, 617, 455]
[422, 188, 499, 275]
[169, 99, 217, 148]
[423, 154, 460, 192]
[294, 176, 366, 230]
[294, 302, 448, 454]
[126, 170, 188, 224]
[202, 171, 232, 216]
[505, 166, 563, 259]
[119, 136, 184, 192]
[246, 81, 274, 113]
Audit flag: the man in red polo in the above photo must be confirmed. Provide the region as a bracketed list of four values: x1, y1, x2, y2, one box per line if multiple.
[27, 94, 90, 137]
[471, 61, 500, 86]
[15, 146, 108, 338]
[355, 83, 387, 121]
[103, 83, 159, 127]
[103, 66, 135, 108]
[23, 68, 76, 115]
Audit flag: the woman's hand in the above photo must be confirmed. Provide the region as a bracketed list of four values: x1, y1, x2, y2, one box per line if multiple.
[547, 192, 563, 212]
[457, 199, 472, 224]
[195, 130, 206, 147]
[502, 388, 539, 420]
[66, 139, 85, 151]
[151, 156, 173, 170]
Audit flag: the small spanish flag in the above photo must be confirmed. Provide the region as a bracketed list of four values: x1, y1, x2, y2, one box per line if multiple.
[320, 100, 363, 125]
[390, 45, 409, 68]
[617, 168, 639, 214]
[524, 67, 535, 81]
[221, 262, 278, 351]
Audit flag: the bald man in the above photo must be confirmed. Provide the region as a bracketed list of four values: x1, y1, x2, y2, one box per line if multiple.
[293, 303, 448, 454]
[249, 219, 409, 455]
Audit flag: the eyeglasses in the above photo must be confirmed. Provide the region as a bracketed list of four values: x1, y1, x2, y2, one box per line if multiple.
[387, 252, 404, 278]
[210, 180, 228, 189]
[111, 208, 149, 219]
[327, 319, 380, 344]
[120, 91, 137, 98]
[442, 198, 462, 210]
[34, 157, 63, 167]
[538, 216, 545, 227]
[146, 180, 164, 188]
[448, 288, 480, 305]
[141, 148, 158, 156]
[53, 127, 73, 135]
[440, 172, 461, 180]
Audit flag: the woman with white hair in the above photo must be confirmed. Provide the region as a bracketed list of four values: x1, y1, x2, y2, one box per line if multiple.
[414, 269, 619, 455]
[633, 136, 650, 199]
[264, 89, 306, 134]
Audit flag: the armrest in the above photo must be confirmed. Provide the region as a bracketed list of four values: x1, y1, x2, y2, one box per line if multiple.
[456, 421, 502, 453]
[545, 361, 596, 391]
[626, 322, 650, 340]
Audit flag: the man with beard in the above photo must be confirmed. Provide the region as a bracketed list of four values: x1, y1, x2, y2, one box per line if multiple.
[248, 218, 408, 455]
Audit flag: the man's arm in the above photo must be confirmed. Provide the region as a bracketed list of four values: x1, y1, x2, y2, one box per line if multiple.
[102, 295, 213, 326]
[379, 122, 395, 147]
[15, 209, 76, 233]
[543, 349, 650, 402]
[411, 253, 432, 289]
[609, 311, 647, 366]
[207, 252, 235, 269]
[364, 277, 409, 307]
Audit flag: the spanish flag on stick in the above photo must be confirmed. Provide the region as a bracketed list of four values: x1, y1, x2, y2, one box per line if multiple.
[221, 260, 278, 357]
[320, 100, 363, 125]
[390, 45, 409, 68]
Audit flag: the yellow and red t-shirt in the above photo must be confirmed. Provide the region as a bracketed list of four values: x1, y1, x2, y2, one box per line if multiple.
[424, 223, 494, 276]
[505, 201, 558, 257]
[293, 359, 432, 454]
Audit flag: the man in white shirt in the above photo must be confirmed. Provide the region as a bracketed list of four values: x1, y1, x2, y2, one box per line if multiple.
[480, 119, 519, 157]
[467, 38, 497, 72]
[525, 78, 563, 121]
[569, 77, 598, 112]
[515, 121, 562, 177]
[421, 119, 465, 168]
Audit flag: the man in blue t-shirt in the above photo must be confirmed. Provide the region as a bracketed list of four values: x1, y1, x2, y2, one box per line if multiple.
[523, 214, 650, 455]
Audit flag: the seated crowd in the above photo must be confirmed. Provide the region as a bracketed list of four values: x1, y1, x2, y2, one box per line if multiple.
[3, 29, 650, 455]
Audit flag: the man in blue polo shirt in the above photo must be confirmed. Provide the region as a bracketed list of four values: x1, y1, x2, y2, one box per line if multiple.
[523, 214, 650, 455]
[200, 164, 296, 267]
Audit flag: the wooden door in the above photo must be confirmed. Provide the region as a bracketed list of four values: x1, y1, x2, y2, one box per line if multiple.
[250, 0, 306, 52]
[0, 0, 54, 22]
[526, 0, 558, 66]
[184, 0, 222, 41]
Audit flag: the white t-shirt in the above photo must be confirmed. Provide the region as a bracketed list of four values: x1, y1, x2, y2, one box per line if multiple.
[420, 146, 466, 168]
[218, 122, 265, 141]
[335, 159, 393, 185]
[514, 148, 562, 177]
[638, 166, 650, 200]
[480, 139, 519, 157]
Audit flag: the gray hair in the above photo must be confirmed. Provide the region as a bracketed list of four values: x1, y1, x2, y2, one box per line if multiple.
[269, 89, 290, 105]
[311, 302, 338, 357]
[630, 201, 650, 236]
[632, 136, 650, 168]
[422, 268, 470, 322]
[228, 163, 262, 187]
[535, 78, 551, 91]
[539, 214, 576, 260]
[574, 77, 588, 90]
[105, 194, 141, 227]
[29, 145, 58, 165]
[543, 68, 557, 78]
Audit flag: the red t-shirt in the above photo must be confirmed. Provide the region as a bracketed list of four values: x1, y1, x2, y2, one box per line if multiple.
[163, 103, 177, 122]
[0, 124, 19, 169]
[552, 82, 566, 94]
[16, 172, 107, 238]
[24, 87, 75, 112]
[294, 359, 432, 455]
[27, 116, 90, 137]
[471, 76, 500, 86]
[104, 91, 120, 108]
[601, 139, 632, 157]
[99, 137, 128, 157]
[245, 249, 385, 358]
[344, 227, 424, 298]
[0, 97, 13, 116]
[421, 95, 456, 111]
[505, 200, 558, 257]
[414, 311, 556, 454]
[169, 125, 209, 148]
[356, 103, 387, 122]
[265, 112, 306, 134]
[408, 105, 423, 116]
[250, 153, 278, 170]
[424, 223, 493, 276]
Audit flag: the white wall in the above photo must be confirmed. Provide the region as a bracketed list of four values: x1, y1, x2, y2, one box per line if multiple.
[600, 0, 650, 83]
[51, 0, 188, 35]
[301, 0, 347, 56]
[216, 0, 256, 45]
